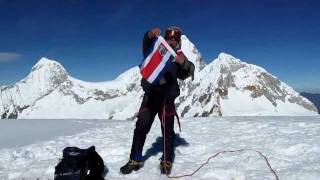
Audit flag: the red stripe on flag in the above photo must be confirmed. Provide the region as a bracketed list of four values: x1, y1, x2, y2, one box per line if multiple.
[141, 50, 163, 79]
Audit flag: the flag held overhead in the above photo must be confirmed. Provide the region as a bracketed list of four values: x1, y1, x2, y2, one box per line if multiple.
[140, 36, 177, 85]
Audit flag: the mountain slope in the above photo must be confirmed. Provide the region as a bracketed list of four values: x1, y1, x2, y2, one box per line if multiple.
[176, 53, 318, 116]
[0, 35, 318, 119]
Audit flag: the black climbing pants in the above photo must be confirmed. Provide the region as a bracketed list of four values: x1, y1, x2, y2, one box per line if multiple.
[130, 94, 176, 162]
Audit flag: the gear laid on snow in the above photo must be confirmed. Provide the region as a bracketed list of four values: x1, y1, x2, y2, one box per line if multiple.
[54, 146, 105, 180]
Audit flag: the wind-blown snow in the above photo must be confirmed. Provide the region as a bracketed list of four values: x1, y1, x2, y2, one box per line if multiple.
[0, 116, 319, 180]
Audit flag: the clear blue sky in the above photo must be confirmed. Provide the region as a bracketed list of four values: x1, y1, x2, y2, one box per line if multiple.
[0, 0, 319, 93]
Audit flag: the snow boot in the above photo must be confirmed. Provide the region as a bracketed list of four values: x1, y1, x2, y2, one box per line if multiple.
[120, 160, 143, 174]
[159, 160, 172, 175]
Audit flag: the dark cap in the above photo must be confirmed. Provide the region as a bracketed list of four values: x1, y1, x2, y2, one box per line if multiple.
[164, 26, 182, 41]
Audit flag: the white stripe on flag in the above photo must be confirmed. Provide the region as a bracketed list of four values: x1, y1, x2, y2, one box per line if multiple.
[141, 36, 177, 70]
[147, 50, 172, 83]
[141, 38, 162, 69]
[158, 36, 177, 56]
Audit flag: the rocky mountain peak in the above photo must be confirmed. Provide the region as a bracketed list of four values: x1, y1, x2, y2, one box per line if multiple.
[19, 57, 69, 96]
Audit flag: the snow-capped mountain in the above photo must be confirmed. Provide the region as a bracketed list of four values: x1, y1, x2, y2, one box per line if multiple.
[0, 35, 318, 119]
[176, 52, 318, 116]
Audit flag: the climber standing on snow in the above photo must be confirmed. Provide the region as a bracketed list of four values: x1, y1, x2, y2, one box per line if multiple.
[120, 26, 195, 175]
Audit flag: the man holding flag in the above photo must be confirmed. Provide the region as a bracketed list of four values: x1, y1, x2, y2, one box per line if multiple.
[120, 26, 195, 175]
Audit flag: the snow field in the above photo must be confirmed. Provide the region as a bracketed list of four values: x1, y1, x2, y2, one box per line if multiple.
[0, 116, 319, 179]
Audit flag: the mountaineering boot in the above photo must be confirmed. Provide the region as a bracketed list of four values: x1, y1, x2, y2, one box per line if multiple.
[120, 160, 143, 174]
[159, 160, 172, 175]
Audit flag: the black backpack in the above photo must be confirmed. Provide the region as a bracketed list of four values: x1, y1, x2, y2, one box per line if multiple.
[54, 146, 105, 180]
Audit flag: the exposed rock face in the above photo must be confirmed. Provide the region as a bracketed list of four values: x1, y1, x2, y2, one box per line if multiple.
[0, 37, 318, 119]
[175, 53, 318, 117]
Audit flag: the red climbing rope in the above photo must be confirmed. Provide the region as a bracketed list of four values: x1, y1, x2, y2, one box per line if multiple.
[166, 149, 279, 179]
[159, 102, 279, 179]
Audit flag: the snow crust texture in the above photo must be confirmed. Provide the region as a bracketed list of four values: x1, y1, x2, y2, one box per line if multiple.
[0, 116, 319, 180]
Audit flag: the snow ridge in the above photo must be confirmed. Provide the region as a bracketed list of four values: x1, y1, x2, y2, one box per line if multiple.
[0, 37, 318, 119]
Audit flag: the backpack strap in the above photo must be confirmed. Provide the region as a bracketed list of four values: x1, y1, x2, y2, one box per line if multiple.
[87, 146, 105, 178]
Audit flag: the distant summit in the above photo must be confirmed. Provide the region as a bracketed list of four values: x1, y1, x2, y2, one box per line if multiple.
[0, 35, 318, 119]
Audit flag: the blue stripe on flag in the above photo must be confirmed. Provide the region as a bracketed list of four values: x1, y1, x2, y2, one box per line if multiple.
[152, 55, 175, 85]
[140, 38, 158, 69]
[143, 38, 158, 59]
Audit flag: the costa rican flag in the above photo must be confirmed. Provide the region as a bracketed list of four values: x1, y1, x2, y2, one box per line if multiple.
[140, 36, 177, 85]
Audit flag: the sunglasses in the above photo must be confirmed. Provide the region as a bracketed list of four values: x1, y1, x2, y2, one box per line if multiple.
[165, 30, 181, 40]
